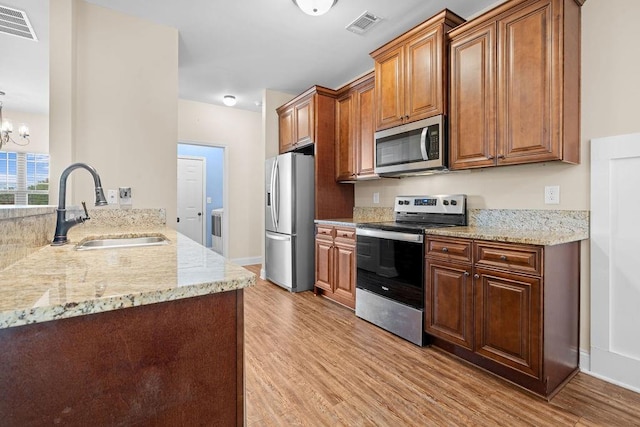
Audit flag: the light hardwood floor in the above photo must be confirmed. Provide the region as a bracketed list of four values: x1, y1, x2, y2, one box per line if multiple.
[243, 265, 640, 426]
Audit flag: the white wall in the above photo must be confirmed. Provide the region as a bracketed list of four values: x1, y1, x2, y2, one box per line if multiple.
[49, 0, 178, 222]
[178, 99, 262, 262]
[355, 0, 640, 353]
[0, 109, 48, 154]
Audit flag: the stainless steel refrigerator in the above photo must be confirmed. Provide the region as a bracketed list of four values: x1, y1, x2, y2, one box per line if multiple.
[265, 152, 315, 292]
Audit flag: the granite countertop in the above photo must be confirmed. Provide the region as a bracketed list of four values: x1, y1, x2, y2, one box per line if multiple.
[314, 218, 358, 227]
[424, 226, 588, 246]
[316, 208, 589, 246]
[0, 225, 256, 329]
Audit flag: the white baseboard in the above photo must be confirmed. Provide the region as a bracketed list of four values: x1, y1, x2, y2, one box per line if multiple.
[579, 349, 640, 394]
[579, 349, 591, 372]
[260, 267, 266, 280]
[230, 256, 262, 266]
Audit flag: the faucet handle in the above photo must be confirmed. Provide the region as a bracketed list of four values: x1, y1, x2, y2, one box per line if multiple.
[81, 201, 90, 220]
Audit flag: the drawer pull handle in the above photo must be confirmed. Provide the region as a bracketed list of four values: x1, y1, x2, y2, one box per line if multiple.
[474, 274, 479, 279]
[442, 247, 448, 252]
[500, 255, 507, 261]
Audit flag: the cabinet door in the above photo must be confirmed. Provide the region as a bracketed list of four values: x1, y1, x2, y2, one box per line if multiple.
[425, 260, 474, 350]
[335, 93, 355, 181]
[405, 26, 442, 122]
[333, 240, 356, 308]
[355, 79, 376, 179]
[294, 94, 314, 147]
[315, 236, 333, 292]
[449, 23, 497, 170]
[497, 0, 559, 164]
[374, 46, 405, 130]
[475, 268, 541, 379]
[278, 106, 295, 153]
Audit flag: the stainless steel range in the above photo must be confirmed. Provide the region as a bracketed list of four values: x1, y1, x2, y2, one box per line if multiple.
[355, 194, 467, 346]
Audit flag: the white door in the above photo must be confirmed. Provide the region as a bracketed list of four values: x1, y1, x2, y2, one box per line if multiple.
[177, 156, 206, 244]
[591, 132, 640, 392]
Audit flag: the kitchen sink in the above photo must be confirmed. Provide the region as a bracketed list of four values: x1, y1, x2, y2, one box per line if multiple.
[74, 235, 169, 251]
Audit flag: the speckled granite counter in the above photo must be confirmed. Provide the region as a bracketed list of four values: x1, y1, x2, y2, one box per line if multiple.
[314, 218, 358, 227]
[424, 226, 587, 245]
[317, 208, 589, 246]
[0, 224, 255, 329]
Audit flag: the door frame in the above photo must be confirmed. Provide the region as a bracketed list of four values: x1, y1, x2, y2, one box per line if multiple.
[178, 141, 229, 258]
[178, 155, 207, 245]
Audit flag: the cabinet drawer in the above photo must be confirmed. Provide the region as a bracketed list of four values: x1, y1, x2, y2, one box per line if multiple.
[426, 237, 472, 263]
[474, 241, 542, 276]
[335, 227, 356, 241]
[316, 225, 334, 238]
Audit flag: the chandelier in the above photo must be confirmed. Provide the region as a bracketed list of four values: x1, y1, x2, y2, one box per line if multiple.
[0, 92, 30, 150]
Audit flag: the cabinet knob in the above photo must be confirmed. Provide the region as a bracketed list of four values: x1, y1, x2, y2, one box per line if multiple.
[464, 271, 470, 276]
[474, 274, 480, 279]
[442, 247, 448, 252]
[500, 255, 507, 261]
[487, 155, 495, 160]
[497, 154, 506, 159]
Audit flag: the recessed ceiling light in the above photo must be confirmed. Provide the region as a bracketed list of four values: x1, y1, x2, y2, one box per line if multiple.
[223, 95, 237, 106]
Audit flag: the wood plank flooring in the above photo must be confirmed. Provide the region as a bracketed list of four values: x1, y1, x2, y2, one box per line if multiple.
[242, 265, 640, 426]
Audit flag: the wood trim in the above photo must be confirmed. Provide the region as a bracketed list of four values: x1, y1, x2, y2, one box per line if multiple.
[236, 290, 244, 427]
[276, 85, 336, 114]
[370, 9, 465, 57]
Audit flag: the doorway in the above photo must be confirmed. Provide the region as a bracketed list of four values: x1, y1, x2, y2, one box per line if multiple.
[177, 143, 226, 254]
[177, 156, 206, 244]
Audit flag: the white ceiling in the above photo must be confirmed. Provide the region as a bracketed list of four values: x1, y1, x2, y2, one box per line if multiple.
[0, 0, 500, 114]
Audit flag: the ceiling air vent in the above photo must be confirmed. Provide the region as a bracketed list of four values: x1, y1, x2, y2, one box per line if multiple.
[0, 5, 37, 41]
[346, 11, 382, 36]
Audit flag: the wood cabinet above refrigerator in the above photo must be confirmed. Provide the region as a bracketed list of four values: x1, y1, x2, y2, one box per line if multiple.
[276, 86, 354, 219]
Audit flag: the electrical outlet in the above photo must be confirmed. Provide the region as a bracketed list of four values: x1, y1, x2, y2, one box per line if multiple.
[545, 185, 560, 204]
[107, 189, 118, 205]
[119, 187, 132, 207]
[373, 192, 380, 204]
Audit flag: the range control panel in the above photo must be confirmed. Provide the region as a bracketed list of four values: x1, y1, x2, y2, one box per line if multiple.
[394, 195, 466, 215]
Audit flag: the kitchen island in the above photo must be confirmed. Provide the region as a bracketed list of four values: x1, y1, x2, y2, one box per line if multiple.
[0, 216, 255, 425]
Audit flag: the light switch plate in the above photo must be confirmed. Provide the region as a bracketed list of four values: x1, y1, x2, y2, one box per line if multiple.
[373, 192, 380, 204]
[107, 189, 118, 205]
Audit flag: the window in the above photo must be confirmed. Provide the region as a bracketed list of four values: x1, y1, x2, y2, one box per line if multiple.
[0, 151, 49, 205]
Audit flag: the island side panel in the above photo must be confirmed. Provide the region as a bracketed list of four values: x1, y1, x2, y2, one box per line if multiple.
[0, 290, 243, 426]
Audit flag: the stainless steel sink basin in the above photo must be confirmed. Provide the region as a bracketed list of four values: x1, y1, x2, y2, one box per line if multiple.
[75, 235, 169, 251]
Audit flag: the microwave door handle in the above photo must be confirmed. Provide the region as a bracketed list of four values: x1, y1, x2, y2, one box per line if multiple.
[420, 127, 429, 160]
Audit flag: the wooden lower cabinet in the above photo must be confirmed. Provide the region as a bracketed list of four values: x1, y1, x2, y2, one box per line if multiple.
[425, 260, 474, 350]
[425, 236, 580, 398]
[314, 225, 356, 309]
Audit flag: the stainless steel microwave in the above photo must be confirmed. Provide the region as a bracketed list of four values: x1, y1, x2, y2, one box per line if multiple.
[374, 115, 446, 176]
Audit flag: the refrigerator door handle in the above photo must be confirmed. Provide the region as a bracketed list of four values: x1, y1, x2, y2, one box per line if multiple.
[273, 158, 280, 230]
[270, 158, 278, 230]
[266, 231, 291, 241]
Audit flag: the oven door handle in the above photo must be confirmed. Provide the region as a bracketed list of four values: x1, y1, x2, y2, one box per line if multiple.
[356, 228, 423, 243]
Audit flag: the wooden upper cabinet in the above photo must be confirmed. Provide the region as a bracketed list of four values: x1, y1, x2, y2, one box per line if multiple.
[449, 0, 582, 170]
[449, 23, 497, 169]
[335, 91, 355, 181]
[277, 91, 316, 153]
[335, 73, 377, 182]
[371, 10, 465, 131]
[355, 78, 376, 178]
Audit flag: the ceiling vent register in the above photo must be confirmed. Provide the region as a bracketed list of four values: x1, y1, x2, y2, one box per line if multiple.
[346, 11, 382, 35]
[0, 5, 37, 41]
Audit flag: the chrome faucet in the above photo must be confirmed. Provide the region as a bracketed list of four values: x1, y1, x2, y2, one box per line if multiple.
[52, 162, 108, 245]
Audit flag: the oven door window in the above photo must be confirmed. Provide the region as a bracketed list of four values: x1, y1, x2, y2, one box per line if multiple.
[356, 235, 424, 309]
